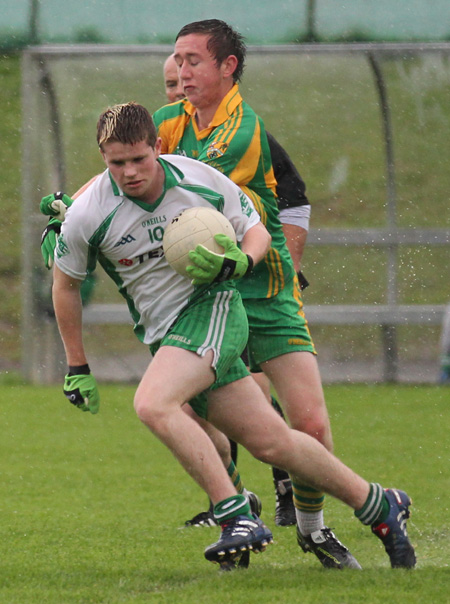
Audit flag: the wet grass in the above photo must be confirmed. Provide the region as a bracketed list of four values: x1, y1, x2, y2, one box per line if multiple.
[0, 382, 448, 602]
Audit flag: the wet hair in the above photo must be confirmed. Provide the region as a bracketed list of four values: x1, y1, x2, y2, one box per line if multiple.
[176, 19, 246, 83]
[96, 102, 157, 149]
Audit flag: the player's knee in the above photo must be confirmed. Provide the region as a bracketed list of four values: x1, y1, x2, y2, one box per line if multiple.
[292, 415, 331, 449]
[133, 394, 163, 430]
[211, 435, 231, 464]
[248, 437, 286, 466]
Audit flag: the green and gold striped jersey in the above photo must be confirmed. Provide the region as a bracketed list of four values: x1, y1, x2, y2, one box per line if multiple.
[153, 84, 295, 299]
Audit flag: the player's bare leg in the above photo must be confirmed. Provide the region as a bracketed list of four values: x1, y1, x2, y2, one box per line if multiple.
[134, 346, 272, 568]
[183, 404, 234, 527]
[208, 375, 416, 569]
[184, 403, 233, 465]
[261, 351, 331, 529]
[208, 376, 367, 508]
[260, 351, 362, 567]
[251, 371, 297, 526]
[182, 403, 262, 527]
[134, 346, 236, 503]
[261, 351, 332, 451]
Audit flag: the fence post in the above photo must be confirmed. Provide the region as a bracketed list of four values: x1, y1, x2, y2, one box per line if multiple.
[368, 52, 399, 381]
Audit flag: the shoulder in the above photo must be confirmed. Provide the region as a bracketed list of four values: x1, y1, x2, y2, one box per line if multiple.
[212, 101, 261, 153]
[153, 100, 187, 124]
[233, 100, 261, 134]
[164, 155, 244, 200]
[65, 170, 119, 224]
[239, 98, 258, 118]
[72, 170, 108, 203]
[164, 153, 225, 182]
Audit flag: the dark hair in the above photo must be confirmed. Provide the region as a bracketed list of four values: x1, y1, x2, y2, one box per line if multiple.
[176, 19, 246, 83]
[97, 102, 157, 149]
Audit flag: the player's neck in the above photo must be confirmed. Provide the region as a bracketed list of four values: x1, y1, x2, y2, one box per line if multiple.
[194, 106, 217, 131]
[194, 82, 234, 131]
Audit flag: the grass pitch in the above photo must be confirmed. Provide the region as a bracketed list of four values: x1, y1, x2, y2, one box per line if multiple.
[1, 382, 449, 603]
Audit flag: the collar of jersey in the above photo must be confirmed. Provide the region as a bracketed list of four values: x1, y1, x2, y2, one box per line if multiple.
[108, 158, 184, 212]
[184, 84, 242, 136]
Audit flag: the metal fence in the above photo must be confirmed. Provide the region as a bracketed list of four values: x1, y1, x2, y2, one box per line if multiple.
[21, 42, 450, 383]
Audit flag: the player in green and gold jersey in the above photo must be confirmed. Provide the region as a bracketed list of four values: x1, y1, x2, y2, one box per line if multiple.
[152, 19, 359, 569]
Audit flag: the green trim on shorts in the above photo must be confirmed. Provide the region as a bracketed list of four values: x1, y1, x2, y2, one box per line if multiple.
[150, 284, 250, 419]
[245, 274, 316, 373]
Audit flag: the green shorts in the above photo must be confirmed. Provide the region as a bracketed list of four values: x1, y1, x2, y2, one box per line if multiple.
[150, 285, 250, 419]
[244, 273, 317, 373]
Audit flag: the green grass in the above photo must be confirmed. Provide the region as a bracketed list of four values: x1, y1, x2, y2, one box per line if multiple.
[0, 54, 22, 367]
[1, 383, 449, 603]
[0, 54, 21, 274]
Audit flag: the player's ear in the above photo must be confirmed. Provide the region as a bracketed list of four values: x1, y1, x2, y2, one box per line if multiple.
[99, 147, 106, 162]
[154, 137, 162, 157]
[221, 55, 238, 79]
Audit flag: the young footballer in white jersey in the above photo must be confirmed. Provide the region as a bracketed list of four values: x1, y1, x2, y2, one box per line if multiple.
[41, 55, 301, 530]
[48, 102, 416, 570]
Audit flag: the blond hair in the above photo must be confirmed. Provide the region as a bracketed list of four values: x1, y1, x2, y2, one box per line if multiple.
[97, 102, 157, 149]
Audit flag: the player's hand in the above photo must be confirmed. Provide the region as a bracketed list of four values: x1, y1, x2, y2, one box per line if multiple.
[40, 191, 73, 221]
[41, 218, 62, 269]
[63, 371, 100, 414]
[186, 234, 253, 285]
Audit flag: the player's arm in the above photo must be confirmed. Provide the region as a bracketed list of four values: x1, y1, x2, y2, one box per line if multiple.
[278, 202, 311, 281]
[52, 265, 86, 366]
[240, 222, 271, 266]
[52, 265, 100, 414]
[266, 131, 309, 208]
[281, 223, 308, 273]
[266, 131, 311, 282]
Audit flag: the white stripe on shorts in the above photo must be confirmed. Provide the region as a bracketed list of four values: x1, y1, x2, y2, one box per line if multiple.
[197, 290, 233, 368]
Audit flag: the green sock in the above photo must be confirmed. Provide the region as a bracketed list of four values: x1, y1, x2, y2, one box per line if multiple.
[213, 494, 252, 523]
[227, 460, 244, 494]
[355, 483, 389, 525]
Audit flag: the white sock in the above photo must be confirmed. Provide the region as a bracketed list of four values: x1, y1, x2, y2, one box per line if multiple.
[296, 509, 325, 536]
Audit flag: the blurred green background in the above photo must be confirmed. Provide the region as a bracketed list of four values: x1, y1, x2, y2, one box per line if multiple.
[1, 2, 449, 381]
[1, 0, 450, 47]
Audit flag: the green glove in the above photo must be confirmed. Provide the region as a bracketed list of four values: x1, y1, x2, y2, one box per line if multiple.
[40, 191, 74, 221]
[186, 234, 253, 285]
[63, 371, 100, 414]
[40, 218, 62, 269]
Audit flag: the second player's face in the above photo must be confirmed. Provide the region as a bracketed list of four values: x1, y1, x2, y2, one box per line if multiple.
[101, 139, 163, 203]
[174, 33, 225, 110]
[164, 56, 184, 103]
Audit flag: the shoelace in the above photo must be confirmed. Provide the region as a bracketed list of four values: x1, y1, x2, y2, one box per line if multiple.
[319, 528, 350, 553]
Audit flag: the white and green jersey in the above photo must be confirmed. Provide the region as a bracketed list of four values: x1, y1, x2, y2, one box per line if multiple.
[55, 154, 260, 345]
